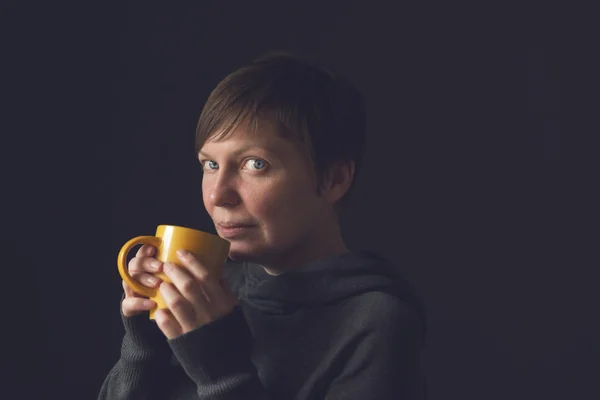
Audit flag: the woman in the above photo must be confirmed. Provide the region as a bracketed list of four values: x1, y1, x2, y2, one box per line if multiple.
[99, 52, 427, 399]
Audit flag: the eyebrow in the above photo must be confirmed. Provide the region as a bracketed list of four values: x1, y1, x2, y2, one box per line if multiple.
[198, 144, 276, 159]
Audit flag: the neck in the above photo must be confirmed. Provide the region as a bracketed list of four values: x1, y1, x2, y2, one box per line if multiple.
[263, 221, 348, 276]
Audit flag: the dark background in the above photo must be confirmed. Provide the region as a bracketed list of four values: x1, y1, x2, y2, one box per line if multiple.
[5, 2, 577, 400]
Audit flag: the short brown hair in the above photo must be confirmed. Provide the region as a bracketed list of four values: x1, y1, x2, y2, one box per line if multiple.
[195, 51, 366, 204]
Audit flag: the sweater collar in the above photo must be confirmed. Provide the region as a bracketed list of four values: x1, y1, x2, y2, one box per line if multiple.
[239, 250, 427, 334]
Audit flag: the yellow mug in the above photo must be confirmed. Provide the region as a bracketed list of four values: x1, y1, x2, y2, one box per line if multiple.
[117, 225, 230, 319]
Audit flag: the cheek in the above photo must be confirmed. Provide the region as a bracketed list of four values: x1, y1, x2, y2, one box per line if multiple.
[245, 187, 278, 220]
[201, 179, 212, 213]
[252, 180, 319, 232]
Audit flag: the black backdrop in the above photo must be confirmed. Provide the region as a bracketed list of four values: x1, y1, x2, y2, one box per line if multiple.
[5, 2, 578, 400]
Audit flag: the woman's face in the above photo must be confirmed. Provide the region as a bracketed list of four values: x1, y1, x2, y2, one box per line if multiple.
[199, 119, 332, 269]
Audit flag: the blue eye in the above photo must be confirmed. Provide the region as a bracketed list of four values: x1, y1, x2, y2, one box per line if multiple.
[245, 159, 266, 170]
[204, 160, 219, 170]
[253, 160, 265, 169]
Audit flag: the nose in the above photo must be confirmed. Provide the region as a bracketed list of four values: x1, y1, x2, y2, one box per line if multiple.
[207, 172, 240, 208]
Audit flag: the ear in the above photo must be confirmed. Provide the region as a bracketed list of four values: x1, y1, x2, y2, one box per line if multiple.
[321, 160, 355, 204]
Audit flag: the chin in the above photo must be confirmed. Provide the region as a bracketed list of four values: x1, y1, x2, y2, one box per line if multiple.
[227, 241, 270, 265]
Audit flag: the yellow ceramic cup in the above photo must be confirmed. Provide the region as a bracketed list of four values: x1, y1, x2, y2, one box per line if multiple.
[117, 225, 230, 319]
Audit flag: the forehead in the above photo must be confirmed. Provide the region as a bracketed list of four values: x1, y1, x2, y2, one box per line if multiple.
[199, 118, 301, 155]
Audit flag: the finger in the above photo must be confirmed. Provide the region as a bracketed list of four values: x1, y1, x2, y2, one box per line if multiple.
[129, 255, 162, 274]
[176, 250, 212, 282]
[142, 256, 163, 273]
[123, 272, 161, 298]
[159, 280, 201, 333]
[175, 251, 229, 311]
[132, 272, 162, 288]
[129, 244, 161, 274]
[121, 296, 156, 317]
[163, 262, 210, 307]
[123, 273, 161, 301]
[135, 244, 156, 258]
[154, 303, 183, 339]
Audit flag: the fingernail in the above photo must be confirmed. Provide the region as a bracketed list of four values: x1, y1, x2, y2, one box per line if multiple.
[150, 260, 162, 271]
[145, 276, 159, 286]
[176, 249, 188, 258]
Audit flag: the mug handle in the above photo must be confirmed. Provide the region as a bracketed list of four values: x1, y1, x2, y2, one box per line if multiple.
[117, 236, 162, 297]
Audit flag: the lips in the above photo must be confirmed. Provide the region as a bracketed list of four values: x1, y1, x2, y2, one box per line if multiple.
[217, 222, 256, 228]
[215, 222, 257, 238]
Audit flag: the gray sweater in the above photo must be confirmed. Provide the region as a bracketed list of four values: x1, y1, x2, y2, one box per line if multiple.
[99, 250, 427, 399]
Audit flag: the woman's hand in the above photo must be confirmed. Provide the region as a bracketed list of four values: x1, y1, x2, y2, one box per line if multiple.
[121, 245, 163, 317]
[155, 249, 237, 339]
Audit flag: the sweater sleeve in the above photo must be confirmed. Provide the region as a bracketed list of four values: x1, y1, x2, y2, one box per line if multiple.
[167, 305, 271, 400]
[324, 295, 427, 400]
[98, 311, 175, 400]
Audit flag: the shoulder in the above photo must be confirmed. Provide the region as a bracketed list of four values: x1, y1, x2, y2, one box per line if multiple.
[341, 291, 424, 342]
[344, 291, 419, 322]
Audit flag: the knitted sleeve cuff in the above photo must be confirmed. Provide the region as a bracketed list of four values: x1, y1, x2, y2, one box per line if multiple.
[167, 306, 255, 383]
[120, 302, 172, 363]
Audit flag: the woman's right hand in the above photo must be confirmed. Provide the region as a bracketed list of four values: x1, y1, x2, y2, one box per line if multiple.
[121, 244, 163, 317]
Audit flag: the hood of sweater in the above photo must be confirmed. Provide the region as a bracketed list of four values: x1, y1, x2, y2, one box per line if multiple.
[239, 250, 427, 335]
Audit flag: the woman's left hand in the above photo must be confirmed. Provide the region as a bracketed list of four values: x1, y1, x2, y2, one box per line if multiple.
[155, 249, 238, 339]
